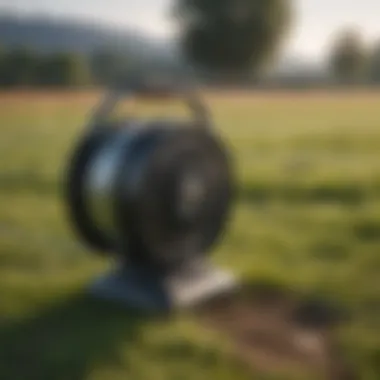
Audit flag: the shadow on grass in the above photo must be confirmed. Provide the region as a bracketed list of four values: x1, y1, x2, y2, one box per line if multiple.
[0, 278, 357, 380]
[0, 292, 156, 380]
[0, 172, 58, 196]
[352, 218, 380, 242]
[239, 183, 369, 206]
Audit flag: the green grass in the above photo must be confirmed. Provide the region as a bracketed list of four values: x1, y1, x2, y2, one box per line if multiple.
[1, 91, 380, 379]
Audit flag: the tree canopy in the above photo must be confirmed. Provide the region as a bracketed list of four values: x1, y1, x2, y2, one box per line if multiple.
[0, 47, 38, 87]
[369, 41, 380, 83]
[174, 0, 292, 78]
[329, 28, 369, 84]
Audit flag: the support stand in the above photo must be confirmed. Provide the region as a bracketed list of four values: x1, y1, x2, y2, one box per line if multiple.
[89, 259, 238, 311]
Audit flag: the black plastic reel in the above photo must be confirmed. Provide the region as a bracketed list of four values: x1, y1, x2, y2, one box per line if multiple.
[65, 124, 234, 269]
[64, 86, 238, 309]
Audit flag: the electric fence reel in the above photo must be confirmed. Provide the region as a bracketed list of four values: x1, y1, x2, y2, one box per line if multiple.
[64, 83, 238, 310]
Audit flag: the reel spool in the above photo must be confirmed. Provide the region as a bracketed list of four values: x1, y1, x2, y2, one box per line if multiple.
[65, 84, 237, 310]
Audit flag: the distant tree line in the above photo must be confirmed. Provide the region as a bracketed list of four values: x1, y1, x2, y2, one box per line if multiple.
[0, 45, 135, 88]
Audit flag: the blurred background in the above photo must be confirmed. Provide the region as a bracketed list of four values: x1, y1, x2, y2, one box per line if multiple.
[0, 0, 380, 88]
[0, 1, 380, 380]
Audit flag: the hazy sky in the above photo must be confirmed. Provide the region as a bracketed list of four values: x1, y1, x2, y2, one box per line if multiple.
[1, 0, 380, 58]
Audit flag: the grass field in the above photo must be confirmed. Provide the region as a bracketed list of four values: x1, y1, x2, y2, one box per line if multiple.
[0, 90, 380, 380]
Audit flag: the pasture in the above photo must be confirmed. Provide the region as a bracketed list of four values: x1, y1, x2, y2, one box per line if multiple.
[0, 90, 380, 379]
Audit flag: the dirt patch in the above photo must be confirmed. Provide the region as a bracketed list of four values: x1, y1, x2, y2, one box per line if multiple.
[195, 283, 356, 379]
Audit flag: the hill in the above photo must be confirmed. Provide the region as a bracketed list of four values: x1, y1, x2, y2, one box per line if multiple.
[0, 14, 178, 68]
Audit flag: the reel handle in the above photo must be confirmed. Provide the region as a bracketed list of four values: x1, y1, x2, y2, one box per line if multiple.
[88, 83, 212, 132]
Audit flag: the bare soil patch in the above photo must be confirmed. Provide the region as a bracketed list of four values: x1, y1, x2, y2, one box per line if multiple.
[195, 283, 356, 379]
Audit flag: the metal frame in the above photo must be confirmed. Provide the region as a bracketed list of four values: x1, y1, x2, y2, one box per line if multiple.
[88, 84, 213, 133]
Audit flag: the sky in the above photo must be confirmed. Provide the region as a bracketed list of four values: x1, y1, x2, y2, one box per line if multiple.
[1, 0, 380, 59]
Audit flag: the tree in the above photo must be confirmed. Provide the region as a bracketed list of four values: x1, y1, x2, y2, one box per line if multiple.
[37, 53, 92, 87]
[91, 50, 122, 85]
[0, 45, 5, 86]
[91, 49, 135, 86]
[369, 40, 380, 84]
[63, 54, 92, 87]
[174, 0, 292, 79]
[0, 47, 39, 87]
[329, 28, 369, 85]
